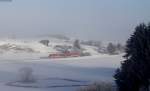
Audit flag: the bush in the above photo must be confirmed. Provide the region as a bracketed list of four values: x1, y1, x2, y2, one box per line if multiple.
[39, 40, 49, 46]
[81, 52, 91, 56]
[18, 67, 36, 83]
[77, 82, 116, 91]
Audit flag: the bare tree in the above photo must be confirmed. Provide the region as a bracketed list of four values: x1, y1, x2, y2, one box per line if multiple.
[19, 67, 36, 83]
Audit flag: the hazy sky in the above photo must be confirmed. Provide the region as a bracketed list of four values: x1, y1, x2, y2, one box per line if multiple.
[0, 0, 150, 43]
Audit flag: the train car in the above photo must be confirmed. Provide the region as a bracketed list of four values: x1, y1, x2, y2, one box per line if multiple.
[49, 52, 80, 58]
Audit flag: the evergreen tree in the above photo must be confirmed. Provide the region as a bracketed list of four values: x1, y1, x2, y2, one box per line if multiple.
[114, 23, 150, 91]
[39, 40, 49, 46]
[116, 43, 124, 52]
[107, 42, 116, 55]
[73, 39, 81, 49]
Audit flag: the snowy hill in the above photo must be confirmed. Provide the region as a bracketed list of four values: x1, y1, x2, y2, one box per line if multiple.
[0, 37, 123, 91]
[0, 38, 101, 60]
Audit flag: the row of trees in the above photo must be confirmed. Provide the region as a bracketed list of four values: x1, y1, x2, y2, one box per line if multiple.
[106, 43, 125, 55]
[81, 40, 125, 55]
[39, 39, 125, 55]
[81, 40, 102, 48]
[74, 40, 125, 55]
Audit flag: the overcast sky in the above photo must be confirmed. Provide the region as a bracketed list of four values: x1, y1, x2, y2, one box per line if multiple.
[0, 0, 150, 43]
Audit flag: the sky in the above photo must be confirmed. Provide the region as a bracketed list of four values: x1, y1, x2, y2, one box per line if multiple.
[0, 0, 150, 43]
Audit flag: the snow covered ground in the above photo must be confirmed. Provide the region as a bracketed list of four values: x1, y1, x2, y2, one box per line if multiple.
[0, 38, 123, 91]
[0, 54, 123, 91]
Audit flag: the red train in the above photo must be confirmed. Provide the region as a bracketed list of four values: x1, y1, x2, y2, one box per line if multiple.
[49, 52, 80, 58]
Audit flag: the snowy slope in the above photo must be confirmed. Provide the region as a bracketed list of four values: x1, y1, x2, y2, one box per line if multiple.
[0, 39, 57, 60]
[0, 38, 100, 60]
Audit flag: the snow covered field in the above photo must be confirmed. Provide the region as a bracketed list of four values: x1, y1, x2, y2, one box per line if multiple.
[0, 38, 123, 91]
[0, 54, 123, 91]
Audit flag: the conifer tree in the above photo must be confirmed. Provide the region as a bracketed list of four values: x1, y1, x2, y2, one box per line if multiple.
[114, 23, 150, 91]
